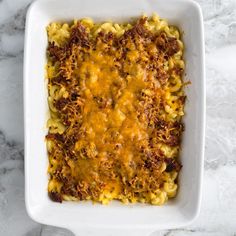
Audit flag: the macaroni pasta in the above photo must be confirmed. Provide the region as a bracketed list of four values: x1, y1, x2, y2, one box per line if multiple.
[46, 14, 186, 205]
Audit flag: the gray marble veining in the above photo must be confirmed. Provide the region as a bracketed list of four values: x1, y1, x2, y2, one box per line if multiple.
[0, 0, 236, 235]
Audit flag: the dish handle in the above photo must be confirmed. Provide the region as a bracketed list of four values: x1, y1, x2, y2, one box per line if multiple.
[69, 228, 153, 236]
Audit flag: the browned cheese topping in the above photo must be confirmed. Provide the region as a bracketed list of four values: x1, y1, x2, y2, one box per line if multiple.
[46, 16, 186, 205]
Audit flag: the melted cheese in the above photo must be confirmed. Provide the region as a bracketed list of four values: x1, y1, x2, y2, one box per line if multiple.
[46, 15, 186, 205]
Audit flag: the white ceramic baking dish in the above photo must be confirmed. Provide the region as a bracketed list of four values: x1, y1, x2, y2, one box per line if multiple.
[24, 0, 205, 235]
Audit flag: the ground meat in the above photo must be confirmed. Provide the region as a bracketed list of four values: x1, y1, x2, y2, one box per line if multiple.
[165, 135, 181, 146]
[69, 22, 90, 48]
[47, 42, 67, 61]
[46, 133, 65, 143]
[154, 120, 184, 146]
[155, 32, 180, 57]
[51, 76, 68, 86]
[155, 33, 166, 50]
[97, 31, 114, 44]
[155, 119, 168, 129]
[173, 121, 185, 132]
[119, 17, 152, 43]
[165, 158, 182, 172]
[179, 95, 186, 104]
[143, 149, 165, 171]
[54, 98, 69, 111]
[61, 183, 80, 198]
[166, 37, 180, 56]
[48, 191, 62, 203]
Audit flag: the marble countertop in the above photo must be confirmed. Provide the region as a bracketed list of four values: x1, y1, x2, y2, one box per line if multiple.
[0, 0, 236, 235]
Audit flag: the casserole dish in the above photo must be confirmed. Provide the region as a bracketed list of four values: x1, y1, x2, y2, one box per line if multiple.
[24, 0, 205, 235]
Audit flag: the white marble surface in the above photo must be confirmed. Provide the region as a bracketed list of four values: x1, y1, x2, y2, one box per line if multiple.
[0, 0, 236, 235]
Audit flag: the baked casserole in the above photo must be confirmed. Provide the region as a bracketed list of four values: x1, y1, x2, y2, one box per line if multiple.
[46, 14, 186, 205]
